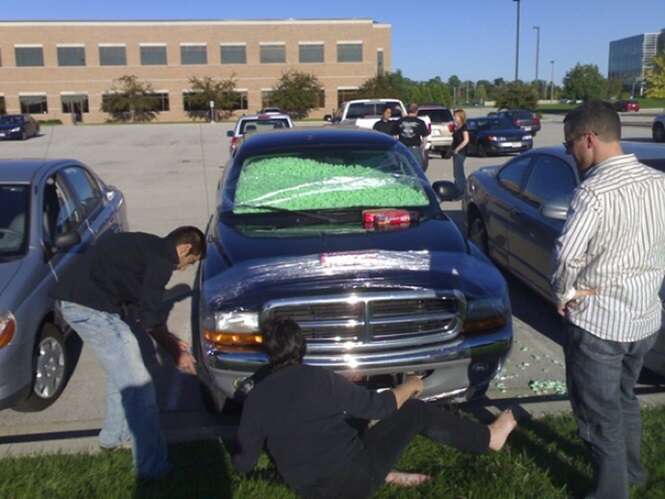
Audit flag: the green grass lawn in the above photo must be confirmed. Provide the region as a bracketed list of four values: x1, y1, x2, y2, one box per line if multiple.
[2, 406, 665, 499]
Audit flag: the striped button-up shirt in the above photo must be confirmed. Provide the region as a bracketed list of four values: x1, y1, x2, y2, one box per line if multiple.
[552, 153, 665, 342]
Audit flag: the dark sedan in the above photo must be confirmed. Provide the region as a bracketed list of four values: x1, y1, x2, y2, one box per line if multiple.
[0, 115, 40, 141]
[493, 109, 541, 135]
[462, 142, 665, 375]
[466, 117, 533, 157]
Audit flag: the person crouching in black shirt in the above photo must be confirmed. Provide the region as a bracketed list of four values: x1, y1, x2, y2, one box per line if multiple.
[232, 319, 518, 499]
[373, 107, 397, 136]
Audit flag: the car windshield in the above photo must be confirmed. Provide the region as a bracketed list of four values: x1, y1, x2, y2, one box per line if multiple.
[417, 109, 453, 123]
[0, 116, 24, 124]
[240, 119, 289, 134]
[346, 103, 402, 119]
[0, 184, 29, 258]
[469, 118, 512, 130]
[229, 148, 430, 218]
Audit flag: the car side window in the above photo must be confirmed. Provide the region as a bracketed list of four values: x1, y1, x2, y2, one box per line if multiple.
[61, 166, 102, 218]
[523, 156, 577, 206]
[497, 156, 532, 193]
[43, 175, 80, 244]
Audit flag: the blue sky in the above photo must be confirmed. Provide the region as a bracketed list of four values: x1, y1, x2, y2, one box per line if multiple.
[4, 0, 664, 84]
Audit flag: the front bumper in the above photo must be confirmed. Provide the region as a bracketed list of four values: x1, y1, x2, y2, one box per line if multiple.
[0, 131, 22, 140]
[487, 142, 532, 154]
[427, 135, 453, 150]
[200, 323, 512, 401]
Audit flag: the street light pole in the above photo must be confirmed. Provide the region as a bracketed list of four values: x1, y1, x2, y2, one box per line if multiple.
[514, 0, 521, 81]
[533, 26, 540, 82]
[550, 60, 555, 101]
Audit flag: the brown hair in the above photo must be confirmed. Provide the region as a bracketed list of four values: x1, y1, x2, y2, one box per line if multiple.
[454, 109, 466, 125]
[564, 100, 621, 142]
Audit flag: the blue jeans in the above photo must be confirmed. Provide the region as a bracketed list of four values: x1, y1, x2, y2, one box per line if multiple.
[564, 323, 658, 499]
[452, 153, 466, 198]
[59, 301, 170, 478]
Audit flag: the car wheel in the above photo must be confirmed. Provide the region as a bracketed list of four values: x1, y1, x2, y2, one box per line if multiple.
[14, 323, 68, 412]
[468, 214, 489, 254]
[464, 382, 490, 401]
[653, 123, 665, 143]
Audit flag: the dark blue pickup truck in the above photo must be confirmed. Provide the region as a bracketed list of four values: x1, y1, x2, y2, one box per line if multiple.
[196, 127, 513, 410]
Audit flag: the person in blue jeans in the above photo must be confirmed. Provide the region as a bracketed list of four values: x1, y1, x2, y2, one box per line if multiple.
[552, 101, 665, 499]
[451, 109, 470, 199]
[52, 226, 206, 480]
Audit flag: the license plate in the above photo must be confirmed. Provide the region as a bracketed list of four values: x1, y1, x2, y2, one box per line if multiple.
[432, 129, 441, 136]
[522, 126, 532, 131]
[0, 133, 5, 138]
[500, 142, 520, 147]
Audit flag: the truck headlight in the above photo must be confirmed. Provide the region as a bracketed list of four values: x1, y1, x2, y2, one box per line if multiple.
[0, 312, 16, 348]
[203, 311, 262, 350]
[462, 296, 510, 333]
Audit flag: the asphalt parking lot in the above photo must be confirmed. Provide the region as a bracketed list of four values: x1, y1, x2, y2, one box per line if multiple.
[0, 119, 662, 455]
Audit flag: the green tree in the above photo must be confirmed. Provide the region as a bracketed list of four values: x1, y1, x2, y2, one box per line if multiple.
[270, 70, 324, 119]
[357, 71, 412, 103]
[607, 78, 624, 99]
[562, 64, 608, 101]
[476, 84, 488, 104]
[494, 81, 539, 110]
[101, 75, 160, 122]
[187, 75, 237, 120]
[645, 52, 665, 98]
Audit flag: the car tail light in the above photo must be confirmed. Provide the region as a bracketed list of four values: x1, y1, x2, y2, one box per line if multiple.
[448, 123, 455, 133]
[513, 119, 519, 127]
[363, 209, 411, 230]
[0, 312, 16, 349]
[534, 116, 540, 125]
[230, 136, 239, 149]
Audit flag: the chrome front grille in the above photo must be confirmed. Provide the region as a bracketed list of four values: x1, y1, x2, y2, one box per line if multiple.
[261, 290, 464, 353]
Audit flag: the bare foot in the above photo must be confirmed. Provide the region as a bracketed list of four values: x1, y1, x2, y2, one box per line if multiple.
[385, 470, 432, 487]
[488, 409, 517, 451]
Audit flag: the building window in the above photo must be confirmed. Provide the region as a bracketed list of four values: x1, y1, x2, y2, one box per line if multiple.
[99, 46, 127, 66]
[145, 92, 170, 112]
[61, 94, 89, 113]
[316, 89, 325, 108]
[20, 95, 48, 114]
[260, 44, 286, 64]
[337, 88, 361, 109]
[101, 94, 127, 113]
[220, 45, 246, 64]
[140, 45, 167, 65]
[377, 49, 384, 75]
[182, 92, 208, 113]
[15, 46, 44, 67]
[231, 91, 249, 110]
[299, 44, 324, 63]
[57, 46, 86, 66]
[337, 43, 363, 63]
[0, 96, 6, 115]
[181, 45, 207, 65]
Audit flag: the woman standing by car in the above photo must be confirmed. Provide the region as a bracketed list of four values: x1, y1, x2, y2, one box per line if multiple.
[451, 109, 470, 198]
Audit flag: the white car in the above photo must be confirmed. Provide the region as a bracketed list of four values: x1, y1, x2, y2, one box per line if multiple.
[417, 105, 454, 157]
[227, 113, 294, 156]
[652, 114, 665, 143]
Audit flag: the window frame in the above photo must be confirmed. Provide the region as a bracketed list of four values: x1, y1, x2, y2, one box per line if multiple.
[139, 44, 168, 66]
[259, 43, 286, 64]
[220, 44, 247, 64]
[59, 165, 104, 220]
[337, 42, 363, 63]
[497, 155, 533, 194]
[15, 45, 44, 67]
[98, 45, 127, 66]
[57, 45, 86, 67]
[521, 154, 579, 207]
[298, 42, 324, 64]
[180, 44, 208, 65]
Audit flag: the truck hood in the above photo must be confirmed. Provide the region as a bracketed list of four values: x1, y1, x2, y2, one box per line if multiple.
[216, 217, 466, 265]
[203, 248, 506, 311]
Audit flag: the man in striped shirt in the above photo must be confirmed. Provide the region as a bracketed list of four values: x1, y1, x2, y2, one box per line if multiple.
[552, 100, 665, 499]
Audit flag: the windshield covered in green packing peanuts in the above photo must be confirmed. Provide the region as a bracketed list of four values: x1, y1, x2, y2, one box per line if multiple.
[232, 149, 430, 214]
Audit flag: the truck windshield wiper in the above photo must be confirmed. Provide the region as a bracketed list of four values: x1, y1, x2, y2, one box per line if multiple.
[231, 203, 339, 223]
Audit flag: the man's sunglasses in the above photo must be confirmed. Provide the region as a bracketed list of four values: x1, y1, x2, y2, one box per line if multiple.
[563, 131, 597, 153]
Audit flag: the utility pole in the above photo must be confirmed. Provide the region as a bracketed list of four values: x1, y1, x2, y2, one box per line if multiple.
[550, 60, 555, 101]
[533, 25, 540, 82]
[514, 0, 521, 81]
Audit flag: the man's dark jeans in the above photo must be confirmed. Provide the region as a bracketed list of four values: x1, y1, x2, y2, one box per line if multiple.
[564, 323, 658, 499]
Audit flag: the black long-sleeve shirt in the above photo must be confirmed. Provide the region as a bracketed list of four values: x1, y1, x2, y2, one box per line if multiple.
[232, 364, 397, 491]
[52, 231, 178, 328]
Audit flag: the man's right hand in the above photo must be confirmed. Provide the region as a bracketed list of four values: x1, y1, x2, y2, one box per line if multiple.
[404, 375, 424, 398]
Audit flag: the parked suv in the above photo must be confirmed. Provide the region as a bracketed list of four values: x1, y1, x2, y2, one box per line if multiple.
[196, 127, 513, 412]
[227, 113, 294, 156]
[417, 105, 454, 158]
